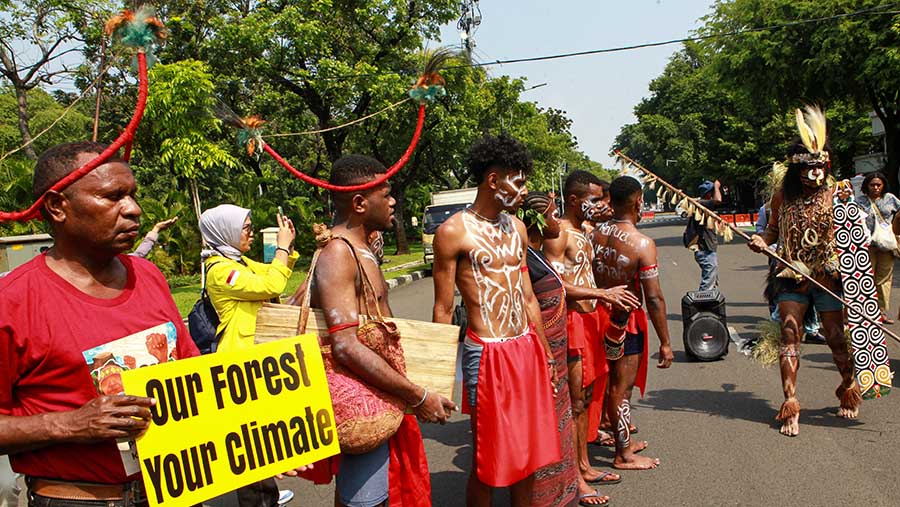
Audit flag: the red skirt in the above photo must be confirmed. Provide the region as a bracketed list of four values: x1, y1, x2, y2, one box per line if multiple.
[467, 326, 561, 487]
[298, 415, 431, 507]
[566, 309, 603, 388]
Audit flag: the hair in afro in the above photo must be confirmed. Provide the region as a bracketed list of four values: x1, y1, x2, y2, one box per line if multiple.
[466, 132, 533, 184]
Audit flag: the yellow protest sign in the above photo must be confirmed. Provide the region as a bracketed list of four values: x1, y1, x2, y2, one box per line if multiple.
[121, 334, 339, 507]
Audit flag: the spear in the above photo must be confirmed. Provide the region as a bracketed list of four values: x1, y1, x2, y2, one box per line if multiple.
[614, 150, 900, 345]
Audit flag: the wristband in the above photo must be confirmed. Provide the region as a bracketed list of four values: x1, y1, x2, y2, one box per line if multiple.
[411, 388, 428, 408]
[275, 247, 291, 256]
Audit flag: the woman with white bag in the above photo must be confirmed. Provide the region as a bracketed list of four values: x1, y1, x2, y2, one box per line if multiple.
[856, 172, 900, 323]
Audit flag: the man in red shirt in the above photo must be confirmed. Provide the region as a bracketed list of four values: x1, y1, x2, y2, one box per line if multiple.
[0, 141, 199, 506]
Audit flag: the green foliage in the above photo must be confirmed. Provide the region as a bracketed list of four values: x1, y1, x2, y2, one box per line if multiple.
[699, 0, 900, 185]
[144, 60, 239, 180]
[615, 5, 883, 207]
[0, 88, 92, 155]
[1, 0, 603, 271]
[0, 158, 45, 236]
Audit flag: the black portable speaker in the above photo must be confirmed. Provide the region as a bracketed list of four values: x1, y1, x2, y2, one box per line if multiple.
[681, 289, 729, 361]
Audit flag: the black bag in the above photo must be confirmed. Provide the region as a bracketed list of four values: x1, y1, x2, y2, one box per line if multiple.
[187, 261, 221, 354]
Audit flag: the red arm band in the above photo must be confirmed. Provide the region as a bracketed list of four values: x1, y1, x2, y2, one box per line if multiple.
[328, 322, 359, 335]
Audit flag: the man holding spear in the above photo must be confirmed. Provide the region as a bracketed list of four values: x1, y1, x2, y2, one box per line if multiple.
[747, 107, 860, 436]
[617, 106, 868, 439]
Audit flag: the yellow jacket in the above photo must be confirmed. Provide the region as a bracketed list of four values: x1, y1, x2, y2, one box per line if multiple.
[205, 252, 299, 352]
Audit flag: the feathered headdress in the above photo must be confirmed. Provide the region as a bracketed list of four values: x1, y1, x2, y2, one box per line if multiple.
[790, 105, 829, 166]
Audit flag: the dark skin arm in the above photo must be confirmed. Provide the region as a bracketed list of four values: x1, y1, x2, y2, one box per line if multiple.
[563, 281, 640, 311]
[637, 240, 674, 368]
[431, 219, 458, 326]
[0, 395, 154, 455]
[542, 228, 638, 310]
[317, 241, 453, 423]
[541, 227, 567, 268]
[750, 191, 782, 251]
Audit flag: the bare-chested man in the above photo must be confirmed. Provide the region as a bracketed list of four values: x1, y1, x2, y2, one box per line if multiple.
[582, 179, 612, 238]
[310, 154, 455, 507]
[591, 176, 674, 470]
[432, 134, 560, 506]
[543, 170, 625, 488]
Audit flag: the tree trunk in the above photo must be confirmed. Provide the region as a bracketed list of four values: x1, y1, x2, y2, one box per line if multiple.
[14, 87, 37, 160]
[393, 190, 410, 255]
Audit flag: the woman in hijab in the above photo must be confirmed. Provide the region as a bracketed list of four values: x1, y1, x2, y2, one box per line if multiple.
[200, 204, 298, 351]
[199, 204, 298, 507]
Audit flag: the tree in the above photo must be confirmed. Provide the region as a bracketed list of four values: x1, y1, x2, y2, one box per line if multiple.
[614, 43, 873, 208]
[0, 0, 109, 158]
[0, 87, 92, 155]
[200, 0, 458, 163]
[702, 0, 900, 187]
[142, 60, 240, 227]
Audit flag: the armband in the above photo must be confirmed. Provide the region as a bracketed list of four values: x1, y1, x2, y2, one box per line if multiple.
[638, 264, 659, 280]
[328, 322, 359, 335]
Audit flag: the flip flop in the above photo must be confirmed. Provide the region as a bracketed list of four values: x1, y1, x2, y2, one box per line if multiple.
[579, 490, 610, 506]
[585, 471, 622, 485]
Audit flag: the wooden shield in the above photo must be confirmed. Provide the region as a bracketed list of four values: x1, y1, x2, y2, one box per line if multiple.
[255, 302, 459, 402]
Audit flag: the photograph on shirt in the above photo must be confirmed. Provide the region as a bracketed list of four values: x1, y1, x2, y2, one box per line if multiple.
[82, 321, 179, 396]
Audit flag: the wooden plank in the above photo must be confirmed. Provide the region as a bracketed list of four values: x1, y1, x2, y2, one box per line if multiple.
[256, 303, 459, 402]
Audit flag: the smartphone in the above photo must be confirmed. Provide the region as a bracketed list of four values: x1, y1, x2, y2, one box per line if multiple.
[277, 206, 284, 222]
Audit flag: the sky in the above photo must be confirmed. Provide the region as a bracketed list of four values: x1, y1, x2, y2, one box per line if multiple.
[437, 0, 716, 168]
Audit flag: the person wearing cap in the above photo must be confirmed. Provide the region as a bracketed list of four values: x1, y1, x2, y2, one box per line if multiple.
[684, 180, 722, 291]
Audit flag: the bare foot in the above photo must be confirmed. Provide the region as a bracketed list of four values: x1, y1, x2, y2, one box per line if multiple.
[837, 406, 859, 419]
[629, 440, 649, 453]
[595, 431, 647, 451]
[612, 453, 660, 470]
[779, 413, 799, 437]
[595, 430, 615, 447]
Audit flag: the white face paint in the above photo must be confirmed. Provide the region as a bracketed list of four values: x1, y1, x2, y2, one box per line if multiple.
[806, 167, 825, 186]
[495, 171, 527, 209]
[461, 212, 527, 338]
[580, 199, 601, 222]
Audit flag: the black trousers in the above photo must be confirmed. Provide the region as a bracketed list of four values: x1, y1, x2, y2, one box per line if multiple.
[236, 478, 279, 507]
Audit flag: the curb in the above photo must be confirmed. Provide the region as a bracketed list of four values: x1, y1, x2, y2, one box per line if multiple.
[386, 269, 429, 290]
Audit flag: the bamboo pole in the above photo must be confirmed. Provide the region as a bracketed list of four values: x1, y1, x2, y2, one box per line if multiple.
[614, 150, 900, 345]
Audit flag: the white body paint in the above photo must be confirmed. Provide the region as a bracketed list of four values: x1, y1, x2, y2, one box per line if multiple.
[462, 211, 527, 338]
[495, 171, 527, 208]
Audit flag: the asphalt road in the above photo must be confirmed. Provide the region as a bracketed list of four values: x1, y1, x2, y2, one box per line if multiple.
[279, 220, 900, 506]
[18, 221, 900, 506]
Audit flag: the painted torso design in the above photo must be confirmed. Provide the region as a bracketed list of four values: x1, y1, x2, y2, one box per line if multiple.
[460, 211, 527, 338]
[559, 226, 596, 312]
[592, 221, 647, 299]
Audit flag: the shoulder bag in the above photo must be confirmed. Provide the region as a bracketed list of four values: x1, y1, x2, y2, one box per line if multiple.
[187, 260, 222, 354]
[868, 201, 900, 257]
[298, 235, 407, 454]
